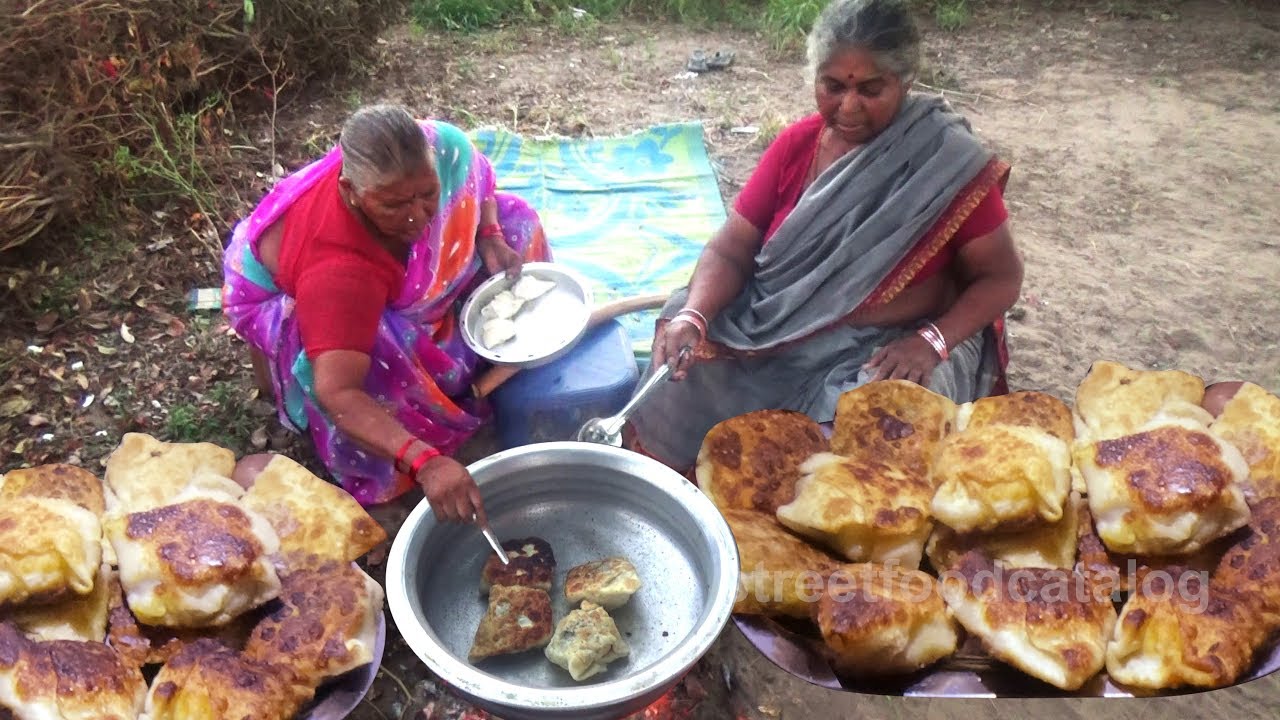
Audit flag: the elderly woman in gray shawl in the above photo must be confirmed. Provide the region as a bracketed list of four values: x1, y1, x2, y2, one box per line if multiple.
[626, 0, 1024, 472]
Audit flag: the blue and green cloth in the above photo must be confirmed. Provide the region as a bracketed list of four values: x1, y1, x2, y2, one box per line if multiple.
[469, 122, 727, 353]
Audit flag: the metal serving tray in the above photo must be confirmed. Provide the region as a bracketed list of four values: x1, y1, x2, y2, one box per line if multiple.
[734, 614, 1280, 698]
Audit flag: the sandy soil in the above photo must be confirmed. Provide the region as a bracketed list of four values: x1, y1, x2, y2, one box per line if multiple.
[299, 0, 1280, 403]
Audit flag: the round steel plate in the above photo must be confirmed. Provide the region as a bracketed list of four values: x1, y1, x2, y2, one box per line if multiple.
[459, 262, 593, 369]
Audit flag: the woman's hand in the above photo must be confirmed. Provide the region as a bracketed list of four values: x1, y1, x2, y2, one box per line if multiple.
[478, 232, 522, 279]
[864, 334, 943, 387]
[416, 455, 488, 525]
[652, 320, 699, 381]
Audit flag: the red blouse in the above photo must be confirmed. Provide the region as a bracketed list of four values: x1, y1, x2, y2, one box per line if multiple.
[275, 165, 405, 359]
[733, 113, 1008, 285]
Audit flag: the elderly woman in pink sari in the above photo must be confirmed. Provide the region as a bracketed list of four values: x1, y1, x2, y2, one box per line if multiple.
[223, 105, 550, 520]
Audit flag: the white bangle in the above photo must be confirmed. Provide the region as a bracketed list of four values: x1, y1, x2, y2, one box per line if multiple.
[917, 322, 949, 361]
[677, 307, 708, 326]
[669, 315, 706, 342]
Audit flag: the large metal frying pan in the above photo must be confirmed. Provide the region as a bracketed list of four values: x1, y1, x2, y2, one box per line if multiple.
[386, 442, 740, 720]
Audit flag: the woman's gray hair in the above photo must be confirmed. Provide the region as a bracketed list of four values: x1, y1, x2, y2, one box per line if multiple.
[806, 0, 921, 83]
[339, 104, 432, 192]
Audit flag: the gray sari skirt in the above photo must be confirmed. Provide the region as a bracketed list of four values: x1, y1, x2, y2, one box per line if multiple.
[627, 301, 1001, 470]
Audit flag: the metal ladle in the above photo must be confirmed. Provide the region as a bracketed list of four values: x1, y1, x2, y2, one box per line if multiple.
[576, 347, 688, 447]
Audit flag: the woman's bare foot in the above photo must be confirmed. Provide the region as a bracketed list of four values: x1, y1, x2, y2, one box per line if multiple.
[232, 453, 276, 489]
[1203, 381, 1245, 418]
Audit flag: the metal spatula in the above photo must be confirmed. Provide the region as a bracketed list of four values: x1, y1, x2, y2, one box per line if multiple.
[576, 347, 688, 447]
[471, 514, 509, 565]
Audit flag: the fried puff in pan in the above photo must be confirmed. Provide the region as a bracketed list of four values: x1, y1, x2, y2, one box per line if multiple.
[777, 453, 935, 569]
[940, 551, 1117, 691]
[0, 622, 146, 720]
[1210, 382, 1280, 503]
[480, 538, 555, 593]
[829, 381, 957, 476]
[816, 563, 959, 676]
[696, 409, 829, 514]
[722, 509, 840, 619]
[1075, 416, 1251, 556]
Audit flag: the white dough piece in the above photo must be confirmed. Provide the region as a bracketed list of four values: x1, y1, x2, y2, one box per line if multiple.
[482, 317, 518, 349]
[513, 274, 557, 302]
[481, 290, 524, 320]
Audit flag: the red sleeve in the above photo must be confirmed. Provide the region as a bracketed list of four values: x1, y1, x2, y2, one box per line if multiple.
[294, 260, 392, 359]
[952, 184, 1009, 247]
[732, 132, 792, 231]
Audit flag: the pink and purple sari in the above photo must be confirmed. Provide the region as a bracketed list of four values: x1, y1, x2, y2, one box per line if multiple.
[222, 120, 550, 505]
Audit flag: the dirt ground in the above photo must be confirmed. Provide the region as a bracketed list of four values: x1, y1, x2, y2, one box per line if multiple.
[340, 2, 1280, 718]
[2, 0, 1279, 718]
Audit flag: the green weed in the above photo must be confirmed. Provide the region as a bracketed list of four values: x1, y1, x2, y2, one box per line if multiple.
[604, 46, 625, 71]
[757, 113, 786, 148]
[411, 0, 523, 32]
[163, 381, 258, 449]
[762, 0, 825, 50]
[553, 7, 602, 36]
[410, 0, 750, 33]
[933, 0, 970, 31]
[103, 97, 230, 262]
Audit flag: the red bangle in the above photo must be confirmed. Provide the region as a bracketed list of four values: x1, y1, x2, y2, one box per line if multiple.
[408, 446, 441, 478]
[395, 439, 417, 471]
[478, 223, 502, 239]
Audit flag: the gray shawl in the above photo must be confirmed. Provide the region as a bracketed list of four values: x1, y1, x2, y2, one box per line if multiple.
[629, 93, 1001, 468]
[711, 93, 993, 349]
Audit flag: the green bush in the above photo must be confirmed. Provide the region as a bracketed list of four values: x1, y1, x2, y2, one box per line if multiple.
[410, 0, 754, 32]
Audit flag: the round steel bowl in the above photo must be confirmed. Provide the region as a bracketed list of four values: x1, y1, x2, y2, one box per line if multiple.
[386, 442, 739, 720]
[460, 262, 593, 369]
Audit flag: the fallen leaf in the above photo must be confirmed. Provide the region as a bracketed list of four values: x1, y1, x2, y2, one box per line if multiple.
[120, 323, 135, 344]
[96, 344, 117, 355]
[28, 414, 49, 427]
[0, 397, 33, 418]
[36, 312, 58, 333]
[73, 374, 89, 390]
